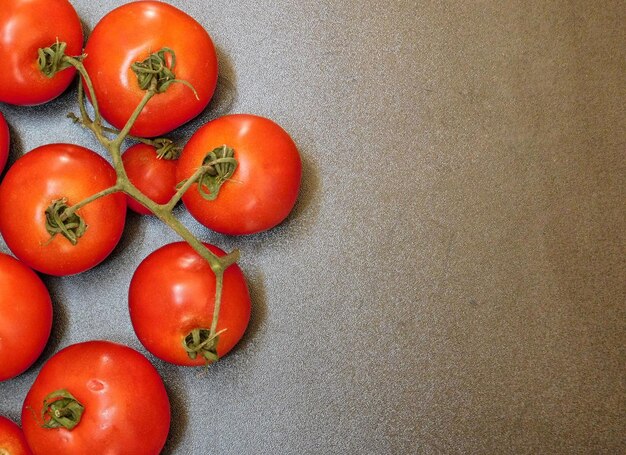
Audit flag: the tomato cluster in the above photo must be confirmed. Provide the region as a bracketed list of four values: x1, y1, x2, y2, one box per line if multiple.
[0, 1, 302, 453]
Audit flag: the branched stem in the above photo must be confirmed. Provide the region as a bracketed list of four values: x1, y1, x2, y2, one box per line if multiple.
[46, 44, 239, 352]
[63, 185, 122, 218]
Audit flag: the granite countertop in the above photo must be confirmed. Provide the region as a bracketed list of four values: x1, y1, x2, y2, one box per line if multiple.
[1, 1, 624, 453]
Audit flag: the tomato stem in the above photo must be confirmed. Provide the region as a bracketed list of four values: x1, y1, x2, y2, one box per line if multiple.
[54, 51, 239, 362]
[41, 389, 84, 430]
[67, 113, 180, 158]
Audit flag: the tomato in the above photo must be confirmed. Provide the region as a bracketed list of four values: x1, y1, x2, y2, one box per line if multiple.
[0, 0, 83, 105]
[121, 143, 178, 215]
[0, 253, 52, 382]
[83, 1, 218, 137]
[177, 114, 302, 235]
[21, 340, 170, 455]
[129, 242, 251, 366]
[0, 112, 9, 173]
[0, 144, 126, 276]
[0, 416, 33, 455]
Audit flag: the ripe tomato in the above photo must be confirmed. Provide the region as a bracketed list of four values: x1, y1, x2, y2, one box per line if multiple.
[129, 242, 251, 366]
[83, 1, 218, 137]
[0, 144, 126, 276]
[121, 143, 178, 215]
[21, 340, 170, 455]
[0, 112, 8, 173]
[0, 253, 52, 382]
[0, 416, 32, 455]
[177, 114, 302, 235]
[0, 0, 83, 105]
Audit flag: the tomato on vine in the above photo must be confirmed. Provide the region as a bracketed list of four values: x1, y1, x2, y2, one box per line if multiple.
[177, 114, 302, 235]
[21, 340, 170, 455]
[129, 242, 251, 366]
[83, 1, 218, 137]
[0, 416, 32, 455]
[0, 144, 126, 276]
[0, 112, 8, 173]
[0, 0, 83, 105]
[122, 143, 179, 215]
[0, 253, 52, 382]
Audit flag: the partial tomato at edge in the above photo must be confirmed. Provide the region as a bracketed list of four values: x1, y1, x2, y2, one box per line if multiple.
[0, 112, 8, 173]
[21, 340, 170, 455]
[122, 143, 178, 215]
[0, 416, 32, 455]
[83, 1, 218, 137]
[177, 114, 302, 235]
[0, 253, 52, 382]
[0, 0, 83, 105]
[129, 242, 251, 366]
[0, 144, 126, 276]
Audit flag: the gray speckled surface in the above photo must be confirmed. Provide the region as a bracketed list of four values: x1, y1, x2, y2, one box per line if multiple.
[1, 0, 625, 453]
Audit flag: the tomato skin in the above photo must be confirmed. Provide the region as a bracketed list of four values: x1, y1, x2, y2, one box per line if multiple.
[83, 1, 218, 137]
[0, 144, 126, 276]
[0, 0, 83, 105]
[0, 112, 8, 172]
[0, 416, 33, 455]
[177, 114, 302, 235]
[121, 143, 178, 215]
[0, 253, 52, 382]
[21, 340, 170, 455]
[129, 242, 251, 366]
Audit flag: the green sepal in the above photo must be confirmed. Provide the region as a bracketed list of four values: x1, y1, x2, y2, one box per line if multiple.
[41, 389, 84, 430]
[45, 198, 87, 245]
[196, 145, 238, 201]
[131, 47, 198, 97]
[37, 41, 84, 78]
[182, 328, 226, 364]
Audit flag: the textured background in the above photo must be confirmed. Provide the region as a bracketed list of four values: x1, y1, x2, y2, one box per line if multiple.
[1, 0, 625, 453]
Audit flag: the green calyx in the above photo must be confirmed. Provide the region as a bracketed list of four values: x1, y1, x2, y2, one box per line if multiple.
[153, 138, 182, 160]
[195, 145, 238, 201]
[45, 198, 87, 245]
[37, 41, 82, 78]
[182, 328, 227, 363]
[131, 47, 198, 97]
[42, 389, 84, 430]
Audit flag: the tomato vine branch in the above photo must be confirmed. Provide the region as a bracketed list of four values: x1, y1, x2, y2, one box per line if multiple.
[39, 42, 240, 362]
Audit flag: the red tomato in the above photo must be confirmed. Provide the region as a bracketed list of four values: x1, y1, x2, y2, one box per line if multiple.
[21, 340, 170, 455]
[0, 0, 83, 105]
[0, 416, 32, 455]
[0, 112, 8, 172]
[129, 242, 251, 366]
[121, 143, 178, 215]
[0, 144, 126, 276]
[0, 253, 52, 382]
[177, 114, 302, 235]
[83, 1, 218, 137]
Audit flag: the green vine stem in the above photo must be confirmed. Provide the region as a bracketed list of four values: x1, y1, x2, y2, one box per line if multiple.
[38, 42, 239, 362]
[67, 113, 181, 159]
[41, 389, 84, 430]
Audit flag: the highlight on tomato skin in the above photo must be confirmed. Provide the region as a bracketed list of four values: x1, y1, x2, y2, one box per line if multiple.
[0, 0, 83, 106]
[21, 340, 171, 455]
[129, 242, 251, 366]
[177, 114, 303, 236]
[0, 415, 33, 455]
[0, 143, 127, 277]
[0, 253, 53, 382]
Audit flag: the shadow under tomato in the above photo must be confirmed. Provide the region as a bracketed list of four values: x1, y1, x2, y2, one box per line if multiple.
[158, 362, 190, 455]
[229, 266, 268, 358]
[33, 275, 70, 367]
[169, 44, 238, 144]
